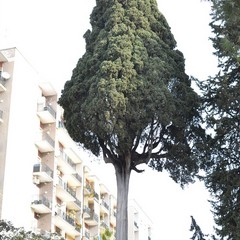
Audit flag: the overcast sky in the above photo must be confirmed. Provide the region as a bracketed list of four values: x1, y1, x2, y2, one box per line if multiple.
[0, 0, 218, 239]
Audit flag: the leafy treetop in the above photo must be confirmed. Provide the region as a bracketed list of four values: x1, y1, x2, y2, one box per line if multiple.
[59, 0, 203, 185]
[197, 0, 240, 238]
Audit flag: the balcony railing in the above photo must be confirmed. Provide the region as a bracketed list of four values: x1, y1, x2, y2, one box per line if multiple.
[43, 104, 56, 118]
[58, 119, 65, 129]
[102, 200, 109, 210]
[32, 195, 52, 209]
[72, 173, 82, 183]
[85, 184, 92, 193]
[75, 199, 81, 208]
[85, 229, 90, 239]
[92, 212, 99, 222]
[83, 206, 91, 216]
[58, 177, 76, 198]
[57, 209, 75, 226]
[110, 209, 116, 218]
[59, 150, 76, 170]
[66, 172, 82, 188]
[33, 163, 53, 179]
[0, 78, 5, 86]
[35, 130, 55, 153]
[67, 187, 76, 198]
[0, 78, 6, 92]
[37, 102, 56, 124]
[85, 210, 99, 223]
[31, 195, 52, 214]
[42, 132, 55, 148]
[56, 209, 81, 233]
[75, 225, 81, 232]
[101, 221, 108, 229]
[94, 192, 99, 201]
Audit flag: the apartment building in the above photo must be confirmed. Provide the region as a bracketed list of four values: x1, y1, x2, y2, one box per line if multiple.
[128, 199, 152, 240]
[0, 47, 152, 240]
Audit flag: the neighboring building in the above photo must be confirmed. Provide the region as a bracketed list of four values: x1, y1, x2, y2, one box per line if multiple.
[128, 199, 152, 240]
[0, 47, 152, 240]
[0, 47, 45, 227]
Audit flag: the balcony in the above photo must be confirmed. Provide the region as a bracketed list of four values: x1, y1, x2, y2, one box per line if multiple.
[84, 228, 90, 239]
[33, 163, 53, 184]
[37, 104, 56, 124]
[54, 209, 81, 238]
[100, 200, 109, 215]
[57, 150, 76, 174]
[57, 123, 83, 163]
[67, 198, 81, 211]
[66, 173, 82, 187]
[84, 184, 92, 196]
[64, 147, 82, 164]
[57, 120, 72, 147]
[56, 177, 76, 202]
[88, 191, 99, 204]
[39, 82, 57, 97]
[0, 78, 6, 92]
[94, 192, 99, 201]
[0, 110, 3, 123]
[100, 221, 109, 231]
[110, 210, 116, 227]
[100, 184, 109, 195]
[83, 206, 91, 218]
[35, 131, 55, 153]
[31, 195, 52, 214]
[84, 209, 99, 226]
[0, 48, 15, 62]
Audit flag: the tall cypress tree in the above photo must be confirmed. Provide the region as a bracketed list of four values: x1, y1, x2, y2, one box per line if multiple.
[59, 0, 202, 239]
[198, 0, 240, 239]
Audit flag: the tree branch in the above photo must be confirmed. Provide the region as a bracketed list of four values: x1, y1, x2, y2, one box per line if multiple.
[98, 137, 116, 164]
[132, 129, 143, 152]
[131, 164, 145, 173]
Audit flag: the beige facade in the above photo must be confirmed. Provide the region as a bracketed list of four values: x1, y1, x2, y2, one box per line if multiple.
[0, 47, 152, 240]
[128, 199, 152, 240]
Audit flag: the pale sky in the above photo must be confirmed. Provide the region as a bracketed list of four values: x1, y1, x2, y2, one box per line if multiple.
[0, 0, 218, 239]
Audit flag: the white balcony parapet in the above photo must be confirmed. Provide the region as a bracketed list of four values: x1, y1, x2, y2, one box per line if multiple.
[31, 194, 52, 214]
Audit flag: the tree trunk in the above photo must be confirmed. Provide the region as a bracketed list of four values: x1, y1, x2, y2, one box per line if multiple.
[115, 156, 131, 240]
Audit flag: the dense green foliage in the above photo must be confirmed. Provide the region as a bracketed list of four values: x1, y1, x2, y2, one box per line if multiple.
[0, 220, 63, 240]
[58, 0, 205, 239]
[189, 216, 209, 240]
[59, 0, 202, 185]
[197, 0, 240, 239]
[100, 228, 113, 240]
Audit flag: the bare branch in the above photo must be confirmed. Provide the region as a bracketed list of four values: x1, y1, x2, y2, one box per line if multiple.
[132, 129, 143, 152]
[142, 118, 156, 154]
[131, 164, 145, 173]
[98, 137, 116, 164]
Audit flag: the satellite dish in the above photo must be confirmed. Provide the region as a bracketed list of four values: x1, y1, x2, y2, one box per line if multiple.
[1, 72, 11, 80]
